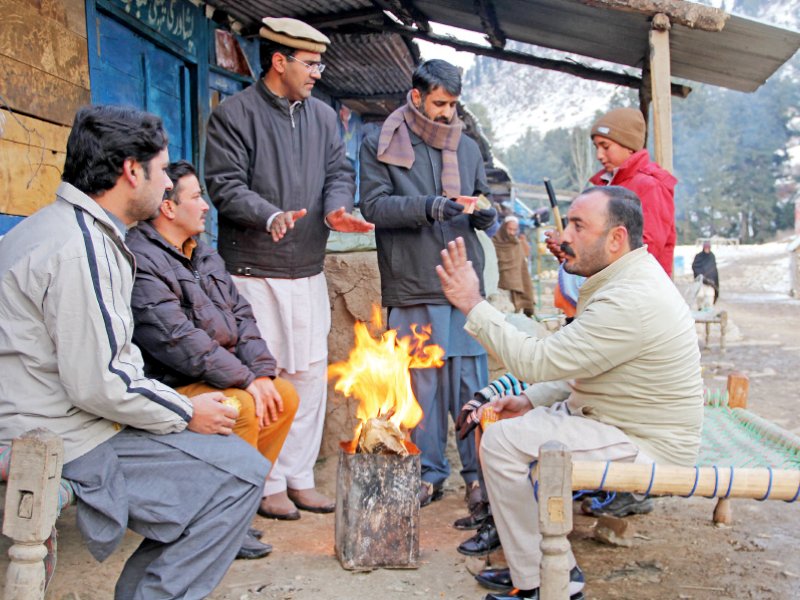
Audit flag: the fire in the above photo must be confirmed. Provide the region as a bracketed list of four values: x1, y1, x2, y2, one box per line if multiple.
[329, 305, 445, 444]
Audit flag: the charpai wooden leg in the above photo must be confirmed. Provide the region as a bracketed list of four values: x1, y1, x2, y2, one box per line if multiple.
[537, 441, 573, 600]
[3, 429, 63, 600]
[713, 498, 732, 525]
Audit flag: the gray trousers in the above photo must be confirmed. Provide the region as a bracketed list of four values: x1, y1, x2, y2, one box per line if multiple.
[410, 354, 488, 487]
[63, 428, 270, 599]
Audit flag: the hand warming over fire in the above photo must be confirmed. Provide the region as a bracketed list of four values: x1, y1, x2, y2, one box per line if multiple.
[436, 237, 484, 315]
[484, 394, 533, 420]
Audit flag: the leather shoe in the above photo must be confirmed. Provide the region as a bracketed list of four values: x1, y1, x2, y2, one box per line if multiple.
[475, 567, 512, 592]
[419, 481, 444, 507]
[287, 488, 335, 514]
[258, 491, 300, 520]
[457, 517, 500, 556]
[453, 499, 490, 530]
[483, 566, 585, 599]
[484, 591, 584, 600]
[236, 531, 272, 560]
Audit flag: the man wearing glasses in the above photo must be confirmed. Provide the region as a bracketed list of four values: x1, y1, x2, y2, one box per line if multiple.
[205, 17, 373, 520]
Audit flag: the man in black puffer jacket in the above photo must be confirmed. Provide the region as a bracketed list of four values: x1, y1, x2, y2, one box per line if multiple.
[127, 160, 299, 556]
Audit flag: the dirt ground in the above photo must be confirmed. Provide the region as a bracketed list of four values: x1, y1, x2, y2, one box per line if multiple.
[3, 242, 800, 599]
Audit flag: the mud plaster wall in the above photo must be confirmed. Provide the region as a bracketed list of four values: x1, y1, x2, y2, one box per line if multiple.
[319, 250, 534, 459]
[321, 251, 384, 458]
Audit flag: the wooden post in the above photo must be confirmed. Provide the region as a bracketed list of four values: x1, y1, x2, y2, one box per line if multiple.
[3, 429, 63, 600]
[649, 13, 674, 174]
[727, 372, 749, 409]
[537, 441, 573, 600]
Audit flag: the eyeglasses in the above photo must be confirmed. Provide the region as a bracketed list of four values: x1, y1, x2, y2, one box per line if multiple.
[287, 55, 326, 74]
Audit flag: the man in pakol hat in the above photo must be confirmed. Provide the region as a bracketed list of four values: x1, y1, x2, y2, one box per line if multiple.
[359, 59, 497, 518]
[205, 17, 373, 520]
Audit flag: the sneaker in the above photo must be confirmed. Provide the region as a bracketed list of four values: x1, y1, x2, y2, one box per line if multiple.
[581, 491, 654, 517]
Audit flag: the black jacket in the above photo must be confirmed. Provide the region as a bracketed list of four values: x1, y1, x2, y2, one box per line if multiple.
[127, 222, 276, 389]
[204, 79, 355, 279]
[359, 128, 491, 307]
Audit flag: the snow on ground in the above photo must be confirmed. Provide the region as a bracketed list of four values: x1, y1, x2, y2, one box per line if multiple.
[674, 242, 792, 296]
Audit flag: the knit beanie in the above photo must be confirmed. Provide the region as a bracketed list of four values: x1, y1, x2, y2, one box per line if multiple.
[590, 107, 646, 151]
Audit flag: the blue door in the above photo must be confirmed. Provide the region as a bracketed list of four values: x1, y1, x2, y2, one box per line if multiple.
[89, 11, 194, 162]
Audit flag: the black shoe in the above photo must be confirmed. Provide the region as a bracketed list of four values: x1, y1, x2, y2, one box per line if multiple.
[483, 566, 585, 599]
[236, 531, 273, 560]
[419, 481, 444, 507]
[248, 527, 264, 540]
[475, 567, 512, 591]
[581, 491, 654, 517]
[484, 591, 584, 600]
[454, 499, 490, 530]
[457, 517, 500, 556]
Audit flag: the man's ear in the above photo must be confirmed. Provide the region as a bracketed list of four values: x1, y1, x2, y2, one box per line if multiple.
[608, 225, 629, 253]
[272, 52, 287, 75]
[159, 198, 176, 220]
[122, 158, 139, 187]
[410, 88, 422, 108]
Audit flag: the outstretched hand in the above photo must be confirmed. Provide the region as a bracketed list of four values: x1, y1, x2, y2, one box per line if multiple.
[435, 237, 483, 315]
[325, 207, 375, 233]
[270, 209, 307, 242]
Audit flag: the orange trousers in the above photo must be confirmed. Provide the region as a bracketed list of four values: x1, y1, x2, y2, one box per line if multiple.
[177, 379, 298, 466]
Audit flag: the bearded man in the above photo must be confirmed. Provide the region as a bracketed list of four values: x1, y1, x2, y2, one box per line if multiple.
[359, 59, 497, 514]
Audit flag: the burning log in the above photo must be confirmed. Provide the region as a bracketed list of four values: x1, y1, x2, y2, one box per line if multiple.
[330, 307, 443, 570]
[335, 440, 420, 569]
[357, 415, 408, 456]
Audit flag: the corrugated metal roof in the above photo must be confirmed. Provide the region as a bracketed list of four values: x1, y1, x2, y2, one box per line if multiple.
[208, 0, 799, 95]
[413, 0, 800, 92]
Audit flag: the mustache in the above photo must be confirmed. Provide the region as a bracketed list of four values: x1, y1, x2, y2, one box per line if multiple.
[560, 242, 576, 257]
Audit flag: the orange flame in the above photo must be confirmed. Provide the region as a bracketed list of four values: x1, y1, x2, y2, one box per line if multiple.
[329, 305, 444, 443]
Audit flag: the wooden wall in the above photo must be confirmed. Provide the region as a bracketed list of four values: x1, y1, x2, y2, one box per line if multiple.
[0, 0, 90, 217]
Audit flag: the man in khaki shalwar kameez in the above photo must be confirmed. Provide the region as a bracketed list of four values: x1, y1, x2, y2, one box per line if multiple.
[436, 186, 703, 600]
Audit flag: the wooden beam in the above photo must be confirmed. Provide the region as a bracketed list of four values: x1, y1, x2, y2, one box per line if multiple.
[371, 0, 431, 33]
[306, 8, 385, 30]
[649, 13, 674, 173]
[578, 0, 729, 31]
[377, 22, 691, 98]
[474, 0, 506, 49]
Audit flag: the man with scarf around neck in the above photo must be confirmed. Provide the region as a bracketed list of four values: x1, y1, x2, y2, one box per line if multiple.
[204, 17, 374, 521]
[359, 60, 498, 514]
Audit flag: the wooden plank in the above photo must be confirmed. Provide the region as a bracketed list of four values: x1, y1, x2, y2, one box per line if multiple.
[0, 109, 71, 151]
[18, 0, 87, 38]
[0, 106, 71, 217]
[0, 55, 89, 127]
[648, 14, 674, 174]
[0, 0, 90, 89]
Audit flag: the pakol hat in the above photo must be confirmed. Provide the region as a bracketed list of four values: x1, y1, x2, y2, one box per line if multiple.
[590, 107, 646, 151]
[260, 17, 330, 53]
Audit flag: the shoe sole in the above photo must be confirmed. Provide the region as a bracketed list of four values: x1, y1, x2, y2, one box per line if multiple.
[474, 575, 512, 592]
[257, 507, 301, 520]
[456, 543, 501, 557]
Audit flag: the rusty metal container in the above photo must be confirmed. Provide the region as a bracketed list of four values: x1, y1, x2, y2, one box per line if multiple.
[334, 440, 420, 569]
